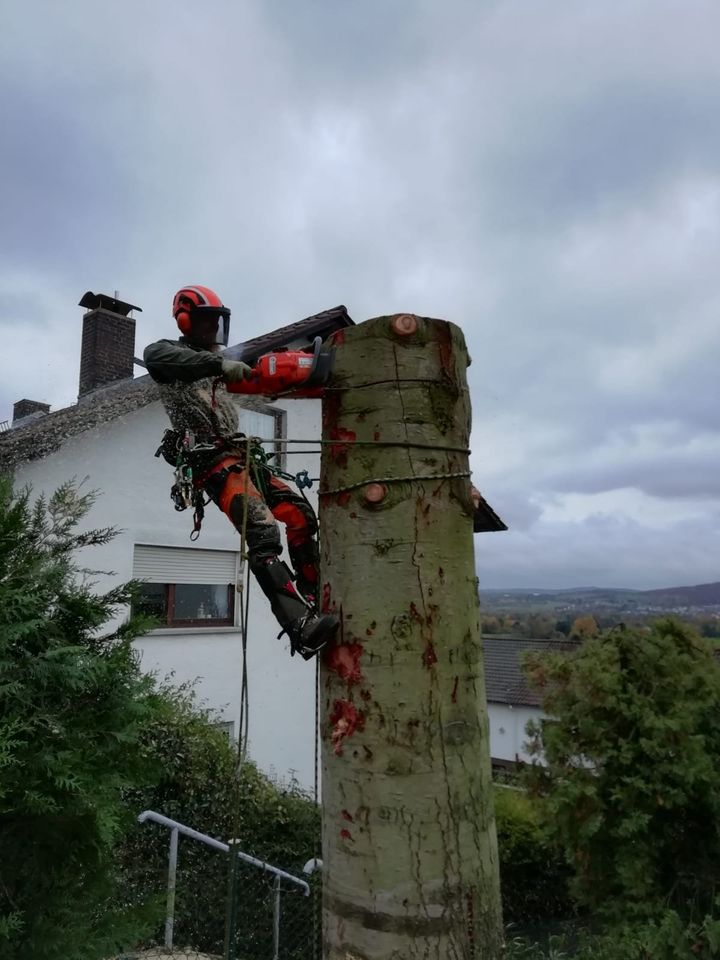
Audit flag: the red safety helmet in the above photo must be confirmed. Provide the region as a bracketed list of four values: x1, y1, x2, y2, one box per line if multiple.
[172, 285, 231, 346]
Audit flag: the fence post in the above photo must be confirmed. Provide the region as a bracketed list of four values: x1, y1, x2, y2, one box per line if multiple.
[224, 841, 241, 960]
[165, 827, 179, 950]
[272, 874, 282, 960]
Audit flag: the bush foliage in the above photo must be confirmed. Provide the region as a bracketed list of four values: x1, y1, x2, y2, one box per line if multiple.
[494, 785, 573, 923]
[0, 478, 163, 959]
[0, 478, 319, 959]
[523, 620, 720, 922]
[120, 684, 320, 957]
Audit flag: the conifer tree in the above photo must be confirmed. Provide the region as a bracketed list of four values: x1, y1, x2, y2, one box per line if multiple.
[0, 478, 160, 959]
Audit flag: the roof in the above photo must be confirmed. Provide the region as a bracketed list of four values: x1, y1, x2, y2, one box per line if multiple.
[223, 305, 354, 364]
[474, 491, 508, 533]
[0, 306, 355, 472]
[79, 291, 142, 316]
[483, 635, 579, 707]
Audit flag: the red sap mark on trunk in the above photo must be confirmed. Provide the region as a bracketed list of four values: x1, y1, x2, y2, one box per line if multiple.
[336, 490, 351, 507]
[331, 328, 346, 347]
[329, 427, 356, 468]
[409, 602, 423, 624]
[438, 320, 453, 376]
[466, 887, 477, 954]
[340, 828, 353, 841]
[322, 390, 339, 433]
[330, 700, 364, 755]
[451, 675, 459, 703]
[423, 642, 438, 669]
[326, 642, 364, 686]
[374, 431, 381, 441]
[321, 583, 333, 615]
[341, 809, 354, 822]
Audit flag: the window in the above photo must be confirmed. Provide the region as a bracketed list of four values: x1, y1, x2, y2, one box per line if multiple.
[134, 581, 234, 627]
[133, 544, 239, 629]
[213, 720, 236, 740]
[237, 405, 287, 469]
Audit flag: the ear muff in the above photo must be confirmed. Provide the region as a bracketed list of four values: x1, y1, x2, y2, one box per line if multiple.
[174, 295, 194, 336]
[175, 308, 192, 335]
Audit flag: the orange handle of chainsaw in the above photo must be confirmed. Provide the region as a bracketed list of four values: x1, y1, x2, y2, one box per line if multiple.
[222, 337, 327, 399]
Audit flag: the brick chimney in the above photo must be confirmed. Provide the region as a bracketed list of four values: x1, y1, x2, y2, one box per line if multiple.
[13, 399, 50, 424]
[77, 291, 142, 398]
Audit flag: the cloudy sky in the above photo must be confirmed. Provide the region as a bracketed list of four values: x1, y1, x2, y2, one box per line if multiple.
[1, 0, 718, 590]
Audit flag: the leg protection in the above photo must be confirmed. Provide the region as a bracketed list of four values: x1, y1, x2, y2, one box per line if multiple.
[286, 540, 320, 603]
[203, 460, 336, 658]
[252, 555, 339, 659]
[250, 556, 311, 629]
[264, 476, 320, 598]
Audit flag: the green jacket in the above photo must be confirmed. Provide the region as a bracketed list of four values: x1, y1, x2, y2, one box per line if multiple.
[143, 338, 239, 441]
[143, 337, 224, 384]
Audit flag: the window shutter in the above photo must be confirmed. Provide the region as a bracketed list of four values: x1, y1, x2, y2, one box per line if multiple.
[133, 545, 238, 584]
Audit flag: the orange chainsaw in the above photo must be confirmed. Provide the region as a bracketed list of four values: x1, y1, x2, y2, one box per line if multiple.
[223, 336, 334, 399]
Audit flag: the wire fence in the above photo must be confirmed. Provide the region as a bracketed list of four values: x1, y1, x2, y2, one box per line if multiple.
[113, 811, 321, 960]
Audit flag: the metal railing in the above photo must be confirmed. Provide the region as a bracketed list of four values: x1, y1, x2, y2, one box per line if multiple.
[137, 810, 310, 959]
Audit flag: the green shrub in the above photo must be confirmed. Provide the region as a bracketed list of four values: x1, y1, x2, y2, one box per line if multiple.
[494, 785, 574, 923]
[523, 620, 720, 923]
[0, 479, 164, 959]
[507, 908, 720, 959]
[119, 684, 320, 958]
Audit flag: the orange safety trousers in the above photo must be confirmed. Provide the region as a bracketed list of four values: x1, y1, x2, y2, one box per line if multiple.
[203, 457, 319, 596]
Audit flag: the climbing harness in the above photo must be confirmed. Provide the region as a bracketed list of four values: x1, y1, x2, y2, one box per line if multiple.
[154, 430, 211, 541]
[155, 428, 315, 541]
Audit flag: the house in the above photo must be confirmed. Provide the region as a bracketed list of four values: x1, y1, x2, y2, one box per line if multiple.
[1, 294, 355, 789]
[483, 635, 578, 769]
[1, 292, 506, 789]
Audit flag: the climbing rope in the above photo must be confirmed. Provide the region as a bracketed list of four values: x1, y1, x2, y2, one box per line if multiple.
[319, 470, 471, 497]
[224, 438, 253, 959]
[248, 437, 471, 455]
[236, 435, 253, 764]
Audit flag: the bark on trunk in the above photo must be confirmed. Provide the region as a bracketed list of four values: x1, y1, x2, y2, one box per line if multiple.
[319, 315, 503, 960]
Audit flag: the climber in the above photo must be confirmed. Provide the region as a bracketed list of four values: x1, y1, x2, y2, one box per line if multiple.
[143, 284, 339, 661]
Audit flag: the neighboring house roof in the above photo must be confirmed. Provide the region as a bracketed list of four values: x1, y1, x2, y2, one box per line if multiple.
[223, 305, 354, 364]
[0, 306, 355, 472]
[474, 492, 508, 533]
[483, 635, 579, 707]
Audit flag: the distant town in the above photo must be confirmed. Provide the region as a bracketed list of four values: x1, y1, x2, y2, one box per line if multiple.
[480, 581, 720, 638]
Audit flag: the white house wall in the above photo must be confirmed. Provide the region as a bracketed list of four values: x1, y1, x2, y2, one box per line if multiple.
[12, 391, 321, 790]
[487, 702, 543, 764]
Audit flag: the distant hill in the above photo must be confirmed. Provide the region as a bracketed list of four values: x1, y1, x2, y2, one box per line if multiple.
[642, 582, 720, 605]
[482, 581, 720, 612]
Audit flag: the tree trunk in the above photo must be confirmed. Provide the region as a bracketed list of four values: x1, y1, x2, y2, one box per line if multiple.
[318, 315, 503, 960]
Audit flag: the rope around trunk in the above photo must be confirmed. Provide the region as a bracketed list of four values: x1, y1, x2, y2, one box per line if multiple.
[319, 470, 471, 497]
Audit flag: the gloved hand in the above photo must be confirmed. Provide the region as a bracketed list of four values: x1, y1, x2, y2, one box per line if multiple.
[221, 359, 253, 383]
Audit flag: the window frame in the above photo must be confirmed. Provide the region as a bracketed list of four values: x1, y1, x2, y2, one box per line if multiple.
[135, 582, 235, 629]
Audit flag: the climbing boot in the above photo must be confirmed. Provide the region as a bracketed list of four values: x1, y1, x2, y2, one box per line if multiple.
[287, 614, 340, 661]
[251, 556, 312, 625]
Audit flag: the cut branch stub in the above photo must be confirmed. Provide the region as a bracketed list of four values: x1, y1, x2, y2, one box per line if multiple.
[391, 313, 418, 336]
[362, 482, 387, 504]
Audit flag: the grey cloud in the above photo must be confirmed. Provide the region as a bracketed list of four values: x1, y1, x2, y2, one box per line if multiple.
[546, 443, 720, 501]
[477, 511, 720, 590]
[3, 0, 720, 589]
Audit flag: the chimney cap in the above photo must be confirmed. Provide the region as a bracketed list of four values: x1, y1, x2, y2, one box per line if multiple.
[78, 291, 142, 316]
